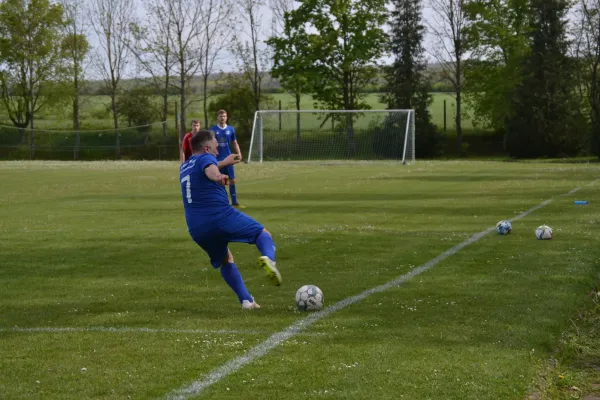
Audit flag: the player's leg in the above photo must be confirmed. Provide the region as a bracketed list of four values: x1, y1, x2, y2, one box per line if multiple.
[194, 237, 257, 308]
[219, 249, 260, 310]
[221, 210, 282, 286]
[226, 165, 244, 208]
[255, 229, 281, 286]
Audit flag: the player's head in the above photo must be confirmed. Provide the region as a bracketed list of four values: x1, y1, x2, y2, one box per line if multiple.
[191, 129, 218, 156]
[217, 110, 228, 125]
[191, 119, 201, 133]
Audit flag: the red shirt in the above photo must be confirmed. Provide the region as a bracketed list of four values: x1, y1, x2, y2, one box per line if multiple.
[182, 132, 193, 161]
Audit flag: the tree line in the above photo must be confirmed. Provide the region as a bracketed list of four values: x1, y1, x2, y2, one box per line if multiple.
[0, 0, 599, 159]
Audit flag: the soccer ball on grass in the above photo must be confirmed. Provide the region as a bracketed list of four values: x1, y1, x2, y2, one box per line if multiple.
[295, 285, 324, 311]
[535, 225, 552, 240]
[496, 220, 512, 235]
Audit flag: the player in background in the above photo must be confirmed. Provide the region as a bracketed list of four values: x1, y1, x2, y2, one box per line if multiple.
[180, 119, 201, 163]
[210, 110, 244, 208]
[179, 130, 282, 310]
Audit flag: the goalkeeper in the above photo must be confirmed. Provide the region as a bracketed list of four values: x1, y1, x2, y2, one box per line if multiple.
[179, 129, 282, 310]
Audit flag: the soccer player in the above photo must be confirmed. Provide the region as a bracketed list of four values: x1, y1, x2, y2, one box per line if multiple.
[180, 119, 201, 163]
[210, 110, 244, 207]
[179, 129, 282, 310]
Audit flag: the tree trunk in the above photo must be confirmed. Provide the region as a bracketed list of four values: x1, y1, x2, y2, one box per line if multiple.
[456, 59, 463, 156]
[30, 114, 35, 160]
[73, 97, 80, 160]
[180, 58, 186, 142]
[111, 92, 120, 160]
[203, 73, 209, 128]
[295, 92, 301, 143]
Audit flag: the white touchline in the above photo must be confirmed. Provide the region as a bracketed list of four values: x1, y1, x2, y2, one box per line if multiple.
[165, 181, 598, 400]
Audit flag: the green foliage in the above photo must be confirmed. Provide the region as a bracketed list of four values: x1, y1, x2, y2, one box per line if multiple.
[208, 77, 271, 144]
[0, 0, 67, 128]
[463, 0, 530, 134]
[383, 0, 442, 158]
[506, 0, 588, 157]
[276, 0, 388, 111]
[267, 11, 313, 110]
[115, 86, 160, 126]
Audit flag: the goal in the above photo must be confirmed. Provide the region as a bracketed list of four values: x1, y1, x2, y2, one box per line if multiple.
[247, 109, 415, 163]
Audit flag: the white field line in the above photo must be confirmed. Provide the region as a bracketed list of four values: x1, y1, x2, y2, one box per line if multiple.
[164, 181, 598, 400]
[0, 326, 324, 337]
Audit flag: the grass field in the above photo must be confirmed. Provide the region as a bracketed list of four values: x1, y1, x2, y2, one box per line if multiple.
[1, 161, 599, 399]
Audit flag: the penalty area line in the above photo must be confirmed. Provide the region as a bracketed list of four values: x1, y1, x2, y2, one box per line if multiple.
[164, 183, 593, 400]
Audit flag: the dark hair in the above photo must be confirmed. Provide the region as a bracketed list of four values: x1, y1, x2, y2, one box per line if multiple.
[190, 129, 214, 152]
[217, 109, 227, 116]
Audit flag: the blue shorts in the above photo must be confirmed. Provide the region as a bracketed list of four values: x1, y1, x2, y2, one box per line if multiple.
[190, 209, 264, 268]
[219, 165, 235, 180]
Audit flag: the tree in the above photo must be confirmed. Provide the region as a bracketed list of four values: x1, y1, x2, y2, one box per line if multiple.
[163, 0, 206, 141]
[129, 0, 176, 159]
[116, 85, 159, 126]
[284, 0, 387, 111]
[89, 0, 133, 159]
[274, 0, 388, 153]
[199, 0, 233, 128]
[573, 0, 600, 157]
[232, 0, 270, 112]
[267, 8, 313, 142]
[0, 0, 67, 156]
[383, 0, 441, 157]
[463, 0, 530, 149]
[506, 0, 586, 157]
[208, 76, 262, 149]
[60, 0, 90, 160]
[427, 0, 469, 154]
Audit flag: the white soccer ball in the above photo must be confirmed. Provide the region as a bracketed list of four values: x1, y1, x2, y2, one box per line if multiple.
[496, 220, 512, 235]
[535, 225, 553, 240]
[295, 285, 324, 311]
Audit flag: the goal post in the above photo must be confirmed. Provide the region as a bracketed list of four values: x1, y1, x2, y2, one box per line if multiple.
[247, 109, 415, 163]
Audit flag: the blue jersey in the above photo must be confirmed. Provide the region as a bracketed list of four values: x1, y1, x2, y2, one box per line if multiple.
[210, 124, 237, 161]
[179, 153, 233, 230]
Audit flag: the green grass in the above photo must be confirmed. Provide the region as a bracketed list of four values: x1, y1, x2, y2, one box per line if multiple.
[1, 161, 599, 399]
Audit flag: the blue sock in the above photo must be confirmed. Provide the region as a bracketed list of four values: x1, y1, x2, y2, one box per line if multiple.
[230, 184, 238, 204]
[255, 231, 276, 261]
[220, 263, 253, 303]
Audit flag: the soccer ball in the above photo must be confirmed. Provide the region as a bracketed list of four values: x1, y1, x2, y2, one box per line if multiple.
[295, 285, 324, 311]
[496, 220, 512, 235]
[535, 225, 553, 240]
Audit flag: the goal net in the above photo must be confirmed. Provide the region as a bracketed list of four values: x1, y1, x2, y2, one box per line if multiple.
[247, 110, 415, 163]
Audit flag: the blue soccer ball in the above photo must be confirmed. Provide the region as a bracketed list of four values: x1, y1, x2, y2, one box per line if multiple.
[496, 220, 512, 235]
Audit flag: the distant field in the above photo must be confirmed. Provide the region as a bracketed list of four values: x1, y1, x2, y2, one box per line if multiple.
[1, 160, 599, 399]
[0, 93, 475, 133]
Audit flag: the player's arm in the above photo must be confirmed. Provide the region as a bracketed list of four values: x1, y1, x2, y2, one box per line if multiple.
[217, 154, 241, 168]
[232, 139, 242, 161]
[180, 134, 188, 163]
[204, 164, 229, 185]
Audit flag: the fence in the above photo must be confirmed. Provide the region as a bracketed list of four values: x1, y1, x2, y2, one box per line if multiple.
[0, 122, 183, 160]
